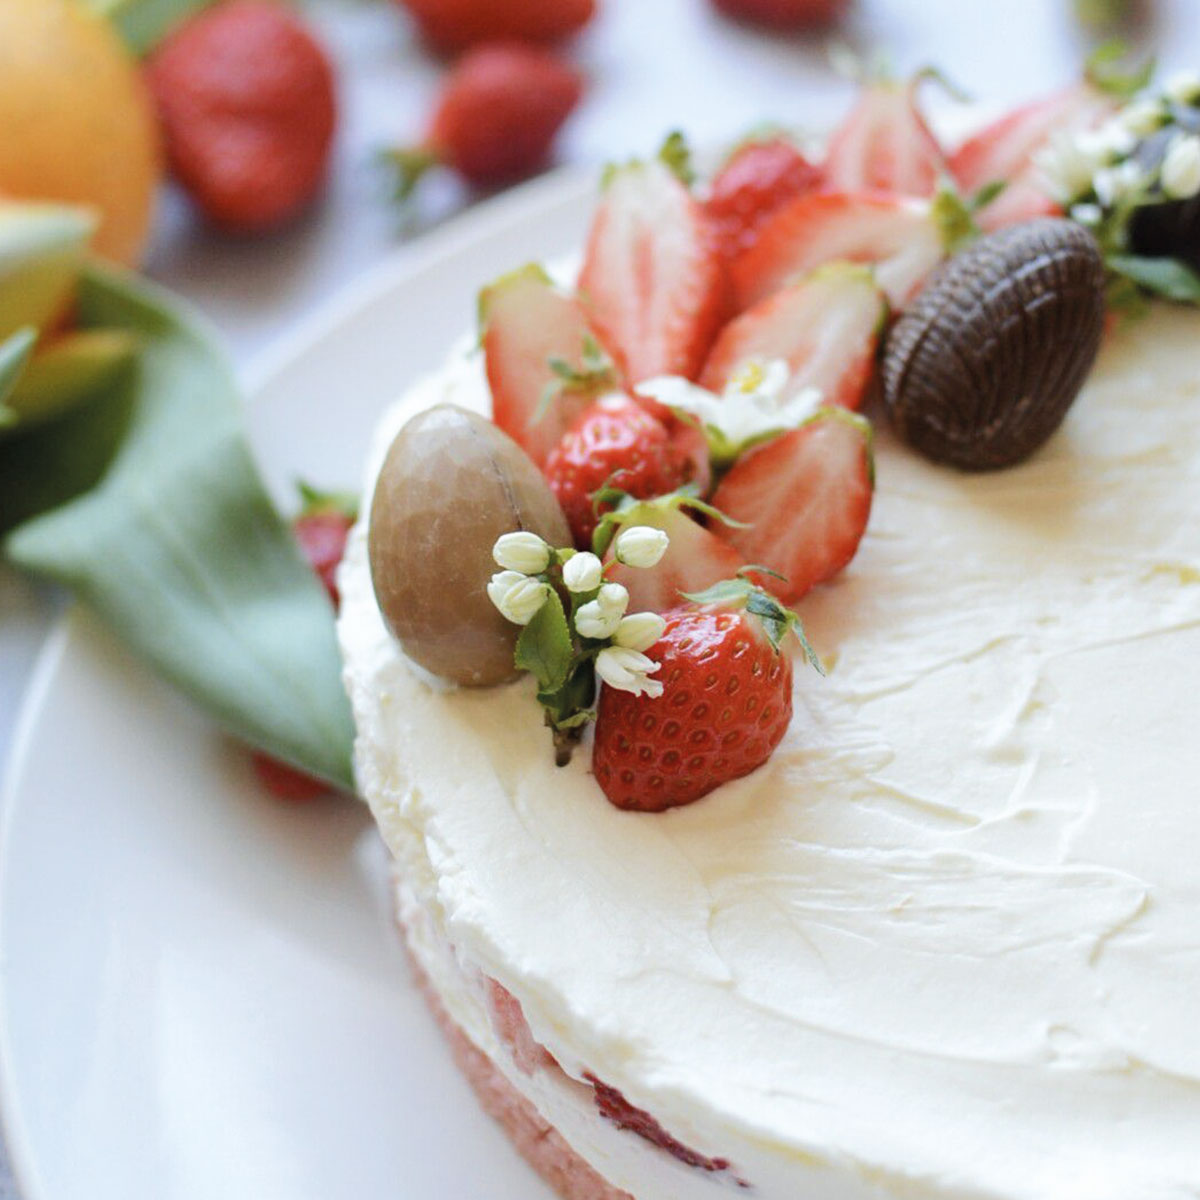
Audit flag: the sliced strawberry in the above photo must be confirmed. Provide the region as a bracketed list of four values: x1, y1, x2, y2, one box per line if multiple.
[544, 394, 690, 547]
[823, 76, 947, 197]
[602, 501, 743, 614]
[578, 156, 730, 383]
[481, 263, 620, 467]
[699, 263, 887, 411]
[704, 136, 824, 261]
[712, 408, 873, 603]
[950, 84, 1114, 231]
[731, 191, 944, 311]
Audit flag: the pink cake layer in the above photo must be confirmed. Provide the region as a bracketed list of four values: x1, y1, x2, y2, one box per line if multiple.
[401, 925, 634, 1200]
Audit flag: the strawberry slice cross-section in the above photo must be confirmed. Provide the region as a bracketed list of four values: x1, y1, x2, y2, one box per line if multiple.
[481, 263, 620, 468]
[578, 155, 730, 384]
[699, 263, 887, 411]
[730, 191, 945, 312]
[712, 407, 874, 604]
[823, 75, 948, 197]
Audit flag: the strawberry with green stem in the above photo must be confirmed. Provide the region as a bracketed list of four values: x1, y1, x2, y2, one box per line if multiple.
[592, 574, 822, 812]
[544, 393, 692, 547]
[383, 43, 583, 203]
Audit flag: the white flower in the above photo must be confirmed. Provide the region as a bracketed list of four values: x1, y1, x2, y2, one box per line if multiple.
[1161, 133, 1200, 199]
[595, 646, 663, 698]
[639, 358, 820, 467]
[1119, 98, 1165, 137]
[614, 526, 669, 569]
[562, 551, 604, 592]
[1093, 159, 1146, 207]
[1165, 69, 1200, 106]
[492, 531, 550, 575]
[574, 583, 629, 639]
[1070, 202, 1103, 226]
[595, 581, 629, 615]
[1035, 131, 1105, 203]
[1086, 119, 1138, 161]
[614, 611, 666, 652]
[486, 571, 548, 626]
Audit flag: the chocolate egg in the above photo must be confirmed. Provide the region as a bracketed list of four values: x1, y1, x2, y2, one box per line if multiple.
[368, 404, 570, 686]
[881, 218, 1106, 471]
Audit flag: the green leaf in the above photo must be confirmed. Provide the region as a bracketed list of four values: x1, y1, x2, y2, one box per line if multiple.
[83, 0, 218, 54]
[682, 576, 824, 672]
[297, 480, 359, 521]
[0, 327, 36, 425]
[1106, 254, 1200, 302]
[658, 131, 695, 187]
[514, 590, 573, 693]
[2, 265, 355, 790]
[968, 179, 1008, 214]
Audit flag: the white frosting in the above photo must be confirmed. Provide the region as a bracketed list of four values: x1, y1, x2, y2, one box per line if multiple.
[339, 308, 1200, 1200]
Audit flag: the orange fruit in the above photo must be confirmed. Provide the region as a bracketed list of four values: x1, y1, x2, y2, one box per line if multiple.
[0, 0, 161, 265]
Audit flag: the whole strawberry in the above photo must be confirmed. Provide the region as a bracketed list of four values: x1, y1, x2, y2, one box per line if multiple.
[592, 579, 820, 811]
[705, 136, 823, 261]
[397, 0, 596, 56]
[386, 43, 583, 200]
[545, 394, 689, 546]
[147, 0, 337, 233]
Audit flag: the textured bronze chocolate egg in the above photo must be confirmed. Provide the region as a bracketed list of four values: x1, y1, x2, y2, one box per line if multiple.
[368, 404, 570, 686]
[881, 218, 1106, 470]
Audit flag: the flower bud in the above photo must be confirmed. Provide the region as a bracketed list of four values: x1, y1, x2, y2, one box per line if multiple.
[1161, 133, 1200, 200]
[574, 598, 622, 640]
[595, 646, 663, 698]
[487, 571, 548, 626]
[595, 581, 630, 615]
[614, 611, 666, 652]
[492, 531, 551, 575]
[562, 551, 604, 592]
[614, 526, 669, 569]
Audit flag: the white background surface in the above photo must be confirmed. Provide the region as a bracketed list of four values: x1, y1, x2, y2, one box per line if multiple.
[2, 0, 1198, 1194]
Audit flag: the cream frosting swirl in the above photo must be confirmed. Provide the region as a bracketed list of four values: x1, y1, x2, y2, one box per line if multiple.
[339, 307, 1200, 1200]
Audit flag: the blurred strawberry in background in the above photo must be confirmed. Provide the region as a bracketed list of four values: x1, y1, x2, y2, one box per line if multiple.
[712, 0, 850, 31]
[396, 0, 596, 56]
[384, 42, 584, 201]
[147, 0, 337, 234]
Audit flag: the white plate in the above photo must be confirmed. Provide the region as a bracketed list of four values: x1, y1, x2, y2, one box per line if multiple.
[0, 167, 597, 1200]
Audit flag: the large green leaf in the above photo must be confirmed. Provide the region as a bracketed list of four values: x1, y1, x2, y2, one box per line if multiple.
[3, 264, 355, 790]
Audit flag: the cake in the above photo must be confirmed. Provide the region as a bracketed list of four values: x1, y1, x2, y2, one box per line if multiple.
[338, 76, 1200, 1200]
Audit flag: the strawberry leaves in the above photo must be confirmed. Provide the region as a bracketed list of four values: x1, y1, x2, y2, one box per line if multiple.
[683, 574, 824, 670]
